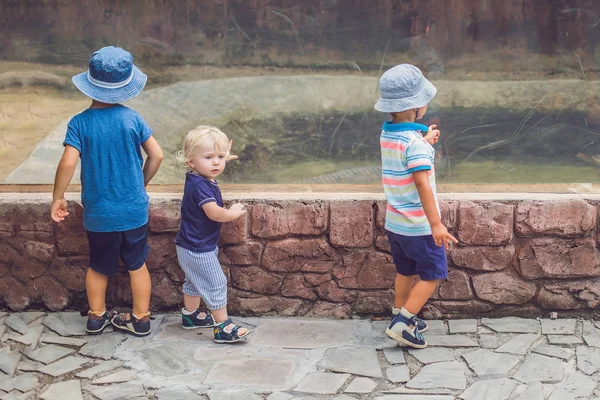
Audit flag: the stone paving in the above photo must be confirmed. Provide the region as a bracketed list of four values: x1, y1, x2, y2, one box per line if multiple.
[2, 313, 600, 399]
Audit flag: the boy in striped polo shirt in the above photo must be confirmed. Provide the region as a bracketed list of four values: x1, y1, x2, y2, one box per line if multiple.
[375, 64, 458, 349]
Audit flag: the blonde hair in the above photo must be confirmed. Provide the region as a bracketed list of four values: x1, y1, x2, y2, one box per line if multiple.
[176, 125, 230, 166]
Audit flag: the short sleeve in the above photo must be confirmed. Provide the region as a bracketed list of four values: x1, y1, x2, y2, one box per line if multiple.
[193, 180, 217, 207]
[137, 114, 153, 143]
[405, 138, 433, 173]
[63, 118, 82, 152]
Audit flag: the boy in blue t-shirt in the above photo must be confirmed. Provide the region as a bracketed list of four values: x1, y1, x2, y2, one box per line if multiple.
[51, 46, 164, 337]
[174, 126, 251, 343]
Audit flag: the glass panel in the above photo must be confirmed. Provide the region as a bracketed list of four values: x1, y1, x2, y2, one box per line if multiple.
[1, 1, 599, 189]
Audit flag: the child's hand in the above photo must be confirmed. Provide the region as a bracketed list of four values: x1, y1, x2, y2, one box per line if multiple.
[225, 140, 238, 161]
[424, 125, 440, 145]
[228, 203, 247, 218]
[50, 199, 69, 223]
[431, 222, 458, 249]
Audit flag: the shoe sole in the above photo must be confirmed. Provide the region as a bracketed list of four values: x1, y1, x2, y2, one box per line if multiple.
[213, 331, 252, 344]
[86, 321, 111, 335]
[112, 324, 151, 337]
[182, 324, 215, 330]
[385, 328, 427, 349]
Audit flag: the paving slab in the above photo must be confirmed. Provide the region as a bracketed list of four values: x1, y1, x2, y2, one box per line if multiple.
[345, 377, 378, 394]
[547, 371, 596, 400]
[576, 346, 600, 375]
[38, 356, 90, 377]
[383, 348, 405, 364]
[547, 335, 582, 345]
[406, 361, 466, 390]
[479, 335, 499, 349]
[540, 319, 577, 335]
[9, 326, 44, 347]
[253, 319, 366, 349]
[513, 354, 564, 383]
[514, 382, 544, 400]
[425, 321, 447, 335]
[531, 344, 574, 361]
[459, 378, 517, 400]
[38, 379, 84, 400]
[481, 318, 540, 333]
[323, 347, 383, 378]
[408, 347, 455, 364]
[332, 395, 357, 400]
[495, 334, 540, 355]
[207, 392, 263, 400]
[294, 372, 350, 394]
[462, 349, 521, 377]
[204, 358, 295, 390]
[0, 372, 41, 393]
[266, 393, 294, 400]
[154, 386, 204, 400]
[583, 321, 600, 347]
[43, 313, 87, 337]
[78, 334, 125, 360]
[139, 343, 200, 377]
[0, 348, 21, 376]
[89, 381, 146, 400]
[75, 360, 123, 379]
[375, 397, 454, 400]
[17, 361, 43, 372]
[4, 316, 28, 335]
[24, 344, 75, 364]
[19, 313, 46, 325]
[0, 390, 36, 400]
[39, 334, 87, 347]
[448, 319, 477, 334]
[92, 369, 137, 384]
[386, 365, 410, 383]
[425, 335, 478, 347]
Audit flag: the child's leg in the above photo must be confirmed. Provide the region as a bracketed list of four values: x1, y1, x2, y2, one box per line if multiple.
[404, 279, 440, 316]
[86, 267, 109, 312]
[184, 294, 202, 313]
[129, 263, 151, 317]
[394, 273, 416, 309]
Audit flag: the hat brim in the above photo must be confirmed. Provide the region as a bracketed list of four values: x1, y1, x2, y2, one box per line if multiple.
[374, 78, 437, 113]
[72, 65, 147, 104]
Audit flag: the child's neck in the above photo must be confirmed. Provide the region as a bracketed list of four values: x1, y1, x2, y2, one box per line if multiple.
[391, 114, 416, 124]
[190, 170, 216, 183]
[90, 100, 118, 109]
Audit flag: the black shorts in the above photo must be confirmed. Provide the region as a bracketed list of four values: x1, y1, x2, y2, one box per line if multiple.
[86, 224, 150, 277]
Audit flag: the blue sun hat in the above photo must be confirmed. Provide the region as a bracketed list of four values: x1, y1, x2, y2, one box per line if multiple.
[375, 64, 437, 113]
[72, 46, 147, 104]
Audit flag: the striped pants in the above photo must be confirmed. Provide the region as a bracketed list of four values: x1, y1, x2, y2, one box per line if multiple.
[175, 245, 228, 310]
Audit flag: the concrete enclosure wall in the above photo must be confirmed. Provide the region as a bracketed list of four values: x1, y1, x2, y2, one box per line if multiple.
[1, 193, 600, 319]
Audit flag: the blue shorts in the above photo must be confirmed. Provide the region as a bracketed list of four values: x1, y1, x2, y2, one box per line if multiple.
[86, 224, 150, 277]
[386, 230, 448, 281]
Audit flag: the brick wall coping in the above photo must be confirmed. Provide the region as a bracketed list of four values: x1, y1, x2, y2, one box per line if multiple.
[3, 192, 600, 203]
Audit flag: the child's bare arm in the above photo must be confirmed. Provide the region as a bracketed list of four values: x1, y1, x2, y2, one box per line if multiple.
[203, 202, 246, 223]
[141, 136, 163, 187]
[413, 170, 457, 249]
[51, 145, 80, 223]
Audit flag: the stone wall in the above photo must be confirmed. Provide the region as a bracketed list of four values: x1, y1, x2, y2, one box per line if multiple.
[1, 194, 600, 319]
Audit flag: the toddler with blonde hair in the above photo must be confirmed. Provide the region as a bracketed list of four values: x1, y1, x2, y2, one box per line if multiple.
[175, 126, 251, 343]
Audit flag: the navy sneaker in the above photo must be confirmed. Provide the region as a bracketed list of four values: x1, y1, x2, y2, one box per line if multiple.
[111, 312, 151, 337]
[392, 307, 429, 333]
[386, 314, 427, 349]
[182, 309, 215, 329]
[85, 310, 115, 335]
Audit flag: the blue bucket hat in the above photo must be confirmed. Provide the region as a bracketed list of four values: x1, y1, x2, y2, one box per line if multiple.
[72, 46, 147, 104]
[375, 64, 437, 113]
